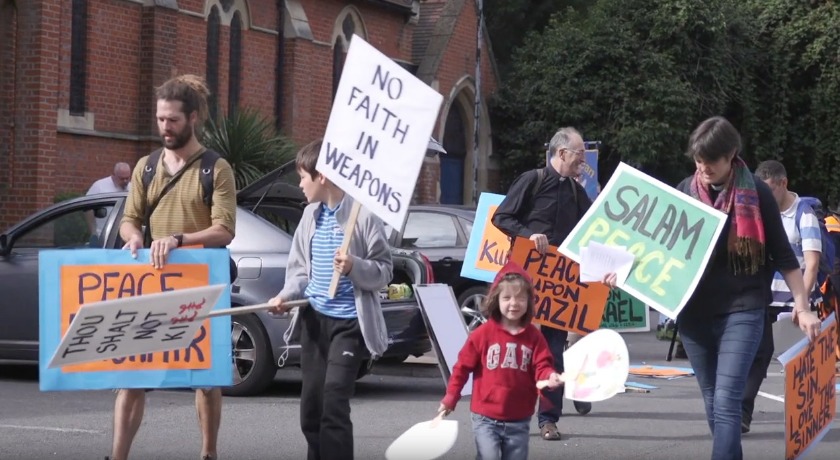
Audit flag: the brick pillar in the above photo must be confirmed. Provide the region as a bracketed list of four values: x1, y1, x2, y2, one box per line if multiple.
[0, 0, 60, 227]
[136, 3, 178, 157]
[0, 1, 17, 228]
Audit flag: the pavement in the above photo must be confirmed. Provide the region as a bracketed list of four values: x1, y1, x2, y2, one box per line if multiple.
[0, 319, 837, 459]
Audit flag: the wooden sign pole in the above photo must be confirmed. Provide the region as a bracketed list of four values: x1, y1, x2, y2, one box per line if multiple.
[328, 201, 362, 298]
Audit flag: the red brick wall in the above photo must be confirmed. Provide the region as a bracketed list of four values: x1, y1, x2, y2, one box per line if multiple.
[0, 0, 60, 228]
[415, 1, 500, 205]
[0, 0, 18, 219]
[0, 0, 483, 229]
[283, 0, 414, 144]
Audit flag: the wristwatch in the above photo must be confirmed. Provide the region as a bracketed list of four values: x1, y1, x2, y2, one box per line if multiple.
[172, 233, 184, 247]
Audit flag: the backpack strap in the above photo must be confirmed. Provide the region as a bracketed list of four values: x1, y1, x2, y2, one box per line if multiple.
[199, 149, 221, 207]
[141, 148, 164, 198]
[528, 168, 546, 203]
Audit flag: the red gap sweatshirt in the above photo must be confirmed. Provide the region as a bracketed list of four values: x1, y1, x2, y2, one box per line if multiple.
[441, 319, 556, 421]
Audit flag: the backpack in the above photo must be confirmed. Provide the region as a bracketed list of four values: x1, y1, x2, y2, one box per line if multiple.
[141, 148, 221, 207]
[794, 196, 839, 286]
[525, 168, 578, 210]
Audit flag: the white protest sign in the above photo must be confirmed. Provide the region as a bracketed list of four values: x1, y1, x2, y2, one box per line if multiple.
[48, 284, 226, 368]
[317, 35, 444, 229]
[563, 328, 630, 402]
[414, 284, 472, 396]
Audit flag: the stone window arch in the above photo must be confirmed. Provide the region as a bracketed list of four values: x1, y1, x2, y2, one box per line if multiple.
[70, 0, 88, 115]
[205, 0, 251, 119]
[206, 5, 221, 121]
[331, 6, 367, 98]
[228, 10, 242, 117]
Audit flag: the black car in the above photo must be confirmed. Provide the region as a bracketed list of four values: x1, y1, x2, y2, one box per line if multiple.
[386, 205, 488, 330]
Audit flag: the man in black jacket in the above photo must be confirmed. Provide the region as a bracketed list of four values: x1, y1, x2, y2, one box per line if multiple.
[492, 127, 610, 441]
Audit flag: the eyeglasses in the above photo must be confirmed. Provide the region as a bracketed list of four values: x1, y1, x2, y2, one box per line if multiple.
[562, 147, 585, 157]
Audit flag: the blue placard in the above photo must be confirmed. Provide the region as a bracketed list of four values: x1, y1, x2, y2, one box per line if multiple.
[461, 192, 507, 282]
[580, 150, 599, 200]
[39, 248, 233, 391]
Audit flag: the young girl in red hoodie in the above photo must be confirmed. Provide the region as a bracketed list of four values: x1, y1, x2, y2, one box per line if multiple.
[438, 262, 564, 460]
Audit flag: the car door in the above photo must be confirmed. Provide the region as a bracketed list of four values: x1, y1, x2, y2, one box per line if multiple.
[397, 211, 465, 285]
[0, 197, 121, 359]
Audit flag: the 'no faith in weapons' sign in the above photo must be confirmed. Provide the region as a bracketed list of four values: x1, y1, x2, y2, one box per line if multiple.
[317, 35, 443, 229]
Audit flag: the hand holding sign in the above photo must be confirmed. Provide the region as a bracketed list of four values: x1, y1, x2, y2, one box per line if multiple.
[562, 328, 630, 402]
[536, 372, 565, 390]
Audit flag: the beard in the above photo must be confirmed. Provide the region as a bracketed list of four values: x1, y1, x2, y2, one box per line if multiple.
[160, 124, 193, 150]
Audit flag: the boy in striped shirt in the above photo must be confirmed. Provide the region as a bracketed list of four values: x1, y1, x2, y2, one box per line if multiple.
[743, 160, 823, 433]
[268, 140, 393, 460]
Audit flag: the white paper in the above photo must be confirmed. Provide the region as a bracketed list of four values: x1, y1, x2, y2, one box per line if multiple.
[579, 241, 635, 286]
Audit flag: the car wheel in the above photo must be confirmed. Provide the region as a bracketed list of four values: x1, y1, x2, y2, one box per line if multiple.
[223, 314, 275, 397]
[458, 286, 488, 332]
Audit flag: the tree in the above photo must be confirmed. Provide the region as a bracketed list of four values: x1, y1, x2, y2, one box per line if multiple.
[491, 0, 760, 187]
[745, 0, 840, 205]
[201, 108, 297, 190]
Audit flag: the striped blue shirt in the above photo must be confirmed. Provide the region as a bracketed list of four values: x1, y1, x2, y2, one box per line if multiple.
[305, 203, 357, 318]
[771, 194, 822, 307]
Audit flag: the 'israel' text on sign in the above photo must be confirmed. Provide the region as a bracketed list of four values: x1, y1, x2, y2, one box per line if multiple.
[600, 289, 649, 332]
[559, 163, 726, 320]
[510, 237, 609, 335]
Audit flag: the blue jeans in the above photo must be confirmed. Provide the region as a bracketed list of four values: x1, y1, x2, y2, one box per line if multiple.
[537, 326, 567, 426]
[678, 308, 765, 460]
[470, 413, 530, 460]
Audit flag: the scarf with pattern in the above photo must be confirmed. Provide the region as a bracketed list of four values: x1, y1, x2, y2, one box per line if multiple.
[690, 156, 764, 275]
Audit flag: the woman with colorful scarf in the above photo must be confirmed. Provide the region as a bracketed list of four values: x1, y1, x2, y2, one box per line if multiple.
[676, 116, 821, 460]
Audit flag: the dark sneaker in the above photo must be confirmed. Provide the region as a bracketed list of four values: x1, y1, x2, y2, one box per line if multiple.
[574, 400, 592, 415]
[741, 411, 752, 434]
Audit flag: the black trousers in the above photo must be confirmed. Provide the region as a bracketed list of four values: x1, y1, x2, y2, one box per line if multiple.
[299, 306, 365, 460]
[742, 308, 779, 421]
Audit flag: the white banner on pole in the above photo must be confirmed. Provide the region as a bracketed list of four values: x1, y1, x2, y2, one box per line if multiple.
[48, 284, 226, 368]
[316, 35, 444, 230]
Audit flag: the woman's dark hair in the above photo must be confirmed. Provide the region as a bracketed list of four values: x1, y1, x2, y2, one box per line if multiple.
[481, 273, 535, 326]
[685, 116, 742, 162]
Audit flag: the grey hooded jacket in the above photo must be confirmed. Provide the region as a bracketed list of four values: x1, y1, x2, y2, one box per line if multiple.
[278, 194, 393, 358]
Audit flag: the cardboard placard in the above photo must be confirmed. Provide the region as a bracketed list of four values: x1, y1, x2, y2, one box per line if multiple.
[461, 192, 509, 282]
[49, 284, 226, 368]
[559, 162, 727, 320]
[600, 289, 650, 332]
[316, 35, 443, 230]
[414, 284, 472, 396]
[509, 237, 610, 335]
[39, 248, 233, 391]
[777, 313, 837, 460]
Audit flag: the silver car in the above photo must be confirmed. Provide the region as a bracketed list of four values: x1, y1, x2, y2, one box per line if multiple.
[0, 162, 432, 396]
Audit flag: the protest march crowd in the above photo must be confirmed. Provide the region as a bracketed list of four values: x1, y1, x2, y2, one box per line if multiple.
[42, 35, 838, 460]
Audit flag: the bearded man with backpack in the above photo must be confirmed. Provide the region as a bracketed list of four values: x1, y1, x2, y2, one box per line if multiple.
[742, 160, 830, 434]
[110, 75, 237, 460]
